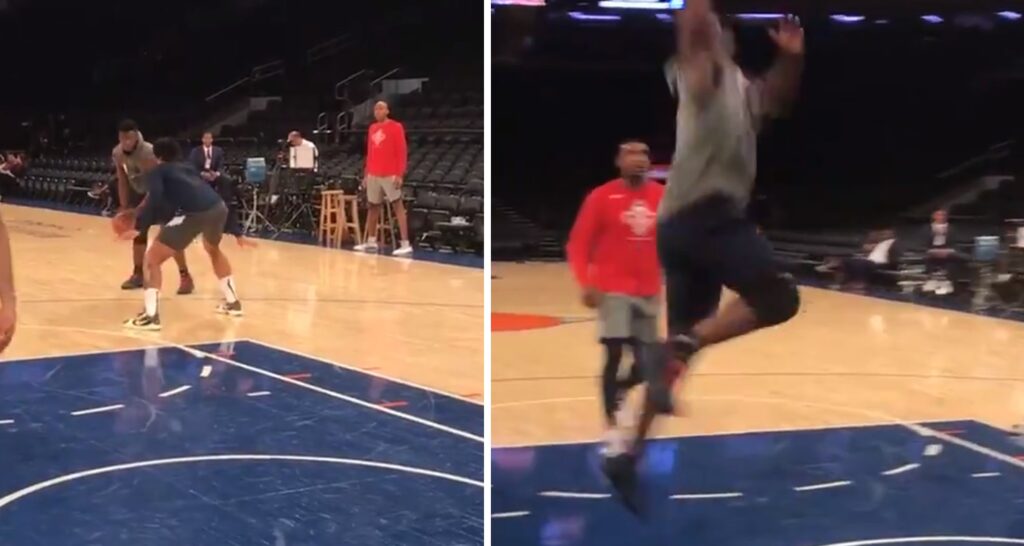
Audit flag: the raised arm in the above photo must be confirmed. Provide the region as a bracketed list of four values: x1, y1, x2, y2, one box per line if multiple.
[758, 17, 805, 117]
[674, 0, 723, 109]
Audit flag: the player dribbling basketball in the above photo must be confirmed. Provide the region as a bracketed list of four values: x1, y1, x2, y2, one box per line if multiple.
[117, 138, 243, 330]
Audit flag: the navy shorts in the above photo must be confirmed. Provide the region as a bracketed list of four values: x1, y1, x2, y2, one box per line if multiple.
[657, 194, 779, 334]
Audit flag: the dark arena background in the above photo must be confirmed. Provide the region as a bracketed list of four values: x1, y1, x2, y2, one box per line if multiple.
[491, 2, 1024, 546]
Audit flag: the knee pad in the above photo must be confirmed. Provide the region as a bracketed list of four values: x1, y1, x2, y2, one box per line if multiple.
[133, 229, 148, 246]
[741, 272, 800, 327]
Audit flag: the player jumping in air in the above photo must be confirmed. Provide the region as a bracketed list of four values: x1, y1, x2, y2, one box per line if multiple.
[603, 0, 805, 513]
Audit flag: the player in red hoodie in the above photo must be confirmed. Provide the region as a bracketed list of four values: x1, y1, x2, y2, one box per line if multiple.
[566, 140, 664, 454]
[356, 101, 412, 256]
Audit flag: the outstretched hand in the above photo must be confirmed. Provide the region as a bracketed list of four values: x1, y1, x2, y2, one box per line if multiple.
[769, 16, 804, 55]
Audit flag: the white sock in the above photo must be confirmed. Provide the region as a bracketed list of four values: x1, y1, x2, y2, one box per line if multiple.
[219, 276, 238, 304]
[144, 288, 159, 317]
[401, 240, 411, 248]
[367, 237, 377, 245]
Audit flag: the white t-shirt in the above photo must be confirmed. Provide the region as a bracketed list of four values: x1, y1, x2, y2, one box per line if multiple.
[289, 139, 319, 171]
[868, 238, 895, 265]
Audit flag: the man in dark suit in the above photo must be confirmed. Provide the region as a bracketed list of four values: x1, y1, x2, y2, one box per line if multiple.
[189, 132, 226, 181]
[189, 132, 243, 242]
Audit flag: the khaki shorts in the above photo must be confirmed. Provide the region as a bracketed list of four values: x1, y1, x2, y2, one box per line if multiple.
[366, 175, 402, 205]
[598, 293, 659, 343]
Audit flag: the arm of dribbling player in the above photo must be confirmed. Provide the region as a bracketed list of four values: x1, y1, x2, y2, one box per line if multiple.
[675, 0, 721, 109]
[134, 170, 164, 232]
[566, 191, 601, 289]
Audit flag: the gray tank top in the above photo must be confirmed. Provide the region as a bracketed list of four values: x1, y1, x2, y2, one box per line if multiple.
[659, 58, 761, 218]
[112, 136, 156, 193]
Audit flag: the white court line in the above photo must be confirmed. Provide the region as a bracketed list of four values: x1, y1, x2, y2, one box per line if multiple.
[793, 480, 852, 492]
[240, 338, 483, 406]
[0, 420, 13, 425]
[816, 537, 1024, 546]
[193, 348, 483, 443]
[670, 492, 744, 500]
[0, 453, 484, 511]
[492, 511, 531, 519]
[246, 391, 271, 397]
[538, 491, 611, 499]
[16, 325, 483, 444]
[495, 392, 1024, 478]
[158, 385, 191, 398]
[70, 404, 124, 416]
[200, 365, 213, 378]
[2, 338, 235, 365]
[881, 463, 920, 476]
[972, 472, 1002, 478]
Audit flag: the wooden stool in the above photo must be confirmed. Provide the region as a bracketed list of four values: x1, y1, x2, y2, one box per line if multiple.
[341, 193, 362, 244]
[318, 190, 344, 248]
[364, 200, 397, 248]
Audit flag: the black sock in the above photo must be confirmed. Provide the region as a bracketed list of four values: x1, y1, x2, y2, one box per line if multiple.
[601, 342, 625, 425]
[133, 265, 143, 276]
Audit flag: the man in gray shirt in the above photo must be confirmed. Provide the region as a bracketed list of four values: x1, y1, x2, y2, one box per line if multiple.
[112, 120, 193, 294]
[603, 0, 805, 513]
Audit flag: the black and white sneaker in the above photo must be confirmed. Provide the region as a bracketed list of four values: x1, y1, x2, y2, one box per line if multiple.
[216, 301, 243, 317]
[123, 312, 161, 331]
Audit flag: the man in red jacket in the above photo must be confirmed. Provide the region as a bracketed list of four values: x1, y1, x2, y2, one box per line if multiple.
[356, 101, 413, 256]
[566, 140, 664, 455]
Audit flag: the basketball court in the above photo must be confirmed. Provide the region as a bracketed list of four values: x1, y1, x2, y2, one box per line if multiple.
[492, 261, 1024, 545]
[0, 203, 483, 545]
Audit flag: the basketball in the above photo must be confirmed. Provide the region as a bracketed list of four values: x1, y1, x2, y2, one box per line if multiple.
[112, 211, 135, 236]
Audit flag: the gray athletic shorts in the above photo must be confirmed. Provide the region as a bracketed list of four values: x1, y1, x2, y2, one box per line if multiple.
[598, 293, 659, 343]
[157, 202, 228, 251]
[365, 175, 402, 205]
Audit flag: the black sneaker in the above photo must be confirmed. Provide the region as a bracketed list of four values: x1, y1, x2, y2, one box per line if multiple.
[121, 273, 144, 290]
[603, 452, 642, 516]
[216, 301, 243, 317]
[123, 312, 161, 331]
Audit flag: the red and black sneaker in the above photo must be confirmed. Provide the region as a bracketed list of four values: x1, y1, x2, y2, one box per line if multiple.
[644, 335, 699, 415]
[177, 273, 195, 295]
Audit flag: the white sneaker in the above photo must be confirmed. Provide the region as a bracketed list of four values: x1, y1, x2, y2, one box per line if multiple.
[354, 241, 379, 253]
[936, 280, 954, 295]
[922, 279, 938, 292]
[392, 244, 414, 257]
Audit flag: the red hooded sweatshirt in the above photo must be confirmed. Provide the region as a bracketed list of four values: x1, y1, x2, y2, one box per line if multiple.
[567, 178, 664, 297]
[366, 119, 407, 177]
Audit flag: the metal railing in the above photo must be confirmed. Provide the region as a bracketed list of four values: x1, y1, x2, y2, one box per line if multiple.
[206, 76, 251, 103]
[334, 69, 368, 101]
